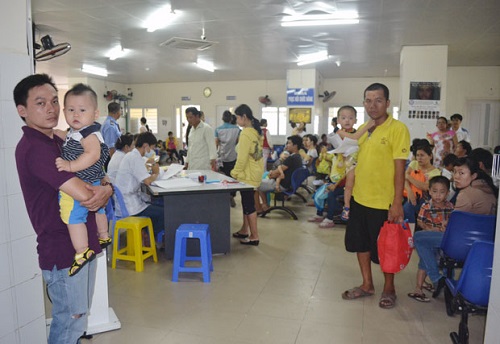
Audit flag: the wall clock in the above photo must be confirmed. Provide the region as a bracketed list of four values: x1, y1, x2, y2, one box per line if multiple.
[203, 87, 212, 98]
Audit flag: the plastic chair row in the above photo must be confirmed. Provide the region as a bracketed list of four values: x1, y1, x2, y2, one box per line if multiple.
[260, 166, 310, 220]
[438, 211, 496, 316]
[446, 241, 494, 344]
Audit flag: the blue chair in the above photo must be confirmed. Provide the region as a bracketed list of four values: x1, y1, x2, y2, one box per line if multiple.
[439, 211, 496, 315]
[260, 166, 310, 220]
[446, 241, 494, 344]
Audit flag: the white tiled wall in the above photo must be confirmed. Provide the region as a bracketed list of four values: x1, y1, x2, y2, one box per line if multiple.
[0, 1, 48, 341]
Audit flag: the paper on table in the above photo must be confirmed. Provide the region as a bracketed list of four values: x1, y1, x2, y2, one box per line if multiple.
[159, 164, 184, 180]
[328, 137, 359, 157]
[152, 178, 199, 189]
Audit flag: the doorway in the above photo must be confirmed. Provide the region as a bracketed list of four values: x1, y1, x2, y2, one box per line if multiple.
[465, 100, 500, 150]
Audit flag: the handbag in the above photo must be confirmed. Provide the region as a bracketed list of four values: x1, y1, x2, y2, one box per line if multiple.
[313, 183, 330, 212]
[377, 221, 414, 273]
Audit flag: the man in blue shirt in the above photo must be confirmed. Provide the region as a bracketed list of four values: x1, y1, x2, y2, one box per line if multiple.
[101, 102, 122, 157]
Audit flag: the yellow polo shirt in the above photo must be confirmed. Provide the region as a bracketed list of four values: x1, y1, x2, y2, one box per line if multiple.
[353, 116, 410, 210]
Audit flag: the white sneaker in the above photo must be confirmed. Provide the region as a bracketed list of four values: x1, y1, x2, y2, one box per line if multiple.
[308, 215, 324, 222]
[312, 180, 325, 186]
[319, 218, 335, 228]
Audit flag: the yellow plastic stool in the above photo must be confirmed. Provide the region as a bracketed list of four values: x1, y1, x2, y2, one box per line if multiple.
[111, 217, 158, 272]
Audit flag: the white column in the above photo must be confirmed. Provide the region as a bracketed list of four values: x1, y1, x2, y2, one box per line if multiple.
[0, 0, 48, 343]
[399, 45, 448, 140]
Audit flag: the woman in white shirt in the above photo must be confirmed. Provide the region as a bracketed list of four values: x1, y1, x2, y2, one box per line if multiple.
[107, 133, 134, 183]
[114, 132, 164, 235]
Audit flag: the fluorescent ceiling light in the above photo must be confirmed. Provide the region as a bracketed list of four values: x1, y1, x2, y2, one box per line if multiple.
[282, 11, 359, 27]
[297, 51, 330, 66]
[107, 45, 129, 60]
[81, 64, 108, 77]
[145, 5, 179, 32]
[196, 59, 215, 72]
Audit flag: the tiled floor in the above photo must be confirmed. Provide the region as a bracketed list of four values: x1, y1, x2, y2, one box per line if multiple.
[81, 195, 486, 344]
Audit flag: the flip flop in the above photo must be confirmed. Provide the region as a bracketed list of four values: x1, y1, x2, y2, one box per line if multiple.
[422, 282, 435, 293]
[232, 232, 249, 239]
[407, 292, 430, 303]
[379, 292, 397, 309]
[342, 287, 375, 300]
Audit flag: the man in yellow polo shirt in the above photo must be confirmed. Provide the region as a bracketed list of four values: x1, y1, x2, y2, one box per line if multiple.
[341, 83, 410, 309]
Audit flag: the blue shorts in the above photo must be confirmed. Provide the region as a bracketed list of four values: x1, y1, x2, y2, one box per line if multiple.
[59, 180, 105, 225]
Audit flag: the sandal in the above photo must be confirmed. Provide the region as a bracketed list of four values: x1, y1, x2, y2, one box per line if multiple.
[232, 232, 249, 239]
[379, 292, 397, 309]
[342, 287, 375, 300]
[341, 207, 350, 221]
[69, 247, 95, 276]
[422, 281, 435, 293]
[407, 292, 430, 303]
[99, 237, 112, 249]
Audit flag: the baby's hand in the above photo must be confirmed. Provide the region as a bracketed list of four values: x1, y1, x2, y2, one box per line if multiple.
[326, 183, 337, 191]
[53, 129, 67, 140]
[366, 119, 376, 129]
[55, 157, 71, 172]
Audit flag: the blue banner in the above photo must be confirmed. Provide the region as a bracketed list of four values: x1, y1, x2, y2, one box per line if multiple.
[287, 88, 315, 106]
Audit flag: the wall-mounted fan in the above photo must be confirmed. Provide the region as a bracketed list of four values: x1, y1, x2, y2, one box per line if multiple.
[35, 35, 71, 61]
[258, 95, 272, 106]
[318, 90, 336, 103]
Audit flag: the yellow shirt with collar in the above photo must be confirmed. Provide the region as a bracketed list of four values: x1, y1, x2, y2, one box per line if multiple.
[353, 116, 410, 210]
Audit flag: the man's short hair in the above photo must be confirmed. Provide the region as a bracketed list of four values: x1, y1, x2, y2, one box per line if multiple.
[469, 148, 493, 170]
[443, 153, 458, 167]
[13, 73, 57, 107]
[287, 135, 303, 149]
[108, 102, 120, 114]
[136, 132, 157, 147]
[222, 110, 232, 123]
[364, 83, 390, 100]
[450, 113, 463, 122]
[186, 107, 201, 116]
[64, 83, 97, 107]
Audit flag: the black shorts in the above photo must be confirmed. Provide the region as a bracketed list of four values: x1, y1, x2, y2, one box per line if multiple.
[241, 189, 256, 215]
[344, 198, 388, 264]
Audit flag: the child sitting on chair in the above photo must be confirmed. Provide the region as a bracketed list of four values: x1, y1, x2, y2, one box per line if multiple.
[55, 84, 111, 276]
[408, 176, 454, 302]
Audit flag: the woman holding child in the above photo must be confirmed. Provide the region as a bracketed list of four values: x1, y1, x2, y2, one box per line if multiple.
[409, 157, 497, 302]
[403, 144, 441, 228]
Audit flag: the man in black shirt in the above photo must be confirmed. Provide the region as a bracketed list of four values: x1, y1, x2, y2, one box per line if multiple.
[255, 135, 303, 212]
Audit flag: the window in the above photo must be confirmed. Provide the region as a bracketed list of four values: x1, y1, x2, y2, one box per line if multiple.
[261, 106, 287, 135]
[130, 107, 158, 133]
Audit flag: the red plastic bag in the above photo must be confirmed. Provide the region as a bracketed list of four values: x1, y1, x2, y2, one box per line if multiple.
[377, 221, 414, 273]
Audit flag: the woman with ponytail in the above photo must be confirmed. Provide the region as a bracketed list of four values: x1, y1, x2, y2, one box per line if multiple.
[231, 104, 264, 245]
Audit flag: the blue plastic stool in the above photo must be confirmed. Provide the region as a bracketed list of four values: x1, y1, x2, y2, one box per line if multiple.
[172, 224, 213, 283]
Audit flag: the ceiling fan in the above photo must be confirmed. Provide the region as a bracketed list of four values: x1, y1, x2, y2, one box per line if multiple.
[258, 95, 272, 106]
[318, 90, 336, 103]
[34, 34, 71, 61]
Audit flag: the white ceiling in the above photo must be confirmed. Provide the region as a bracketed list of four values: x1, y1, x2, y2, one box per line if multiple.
[32, 0, 500, 85]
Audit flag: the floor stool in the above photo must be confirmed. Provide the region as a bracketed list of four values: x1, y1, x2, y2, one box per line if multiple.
[172, 224, 213, 283]
[111, 217, 158, 272]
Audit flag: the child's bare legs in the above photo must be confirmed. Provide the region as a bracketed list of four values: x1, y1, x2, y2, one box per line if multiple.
[407, 269, 430, 302]
[342, 169, 355, 220]
[68, 223, 94, 276]
[96, 212, 112, 248]
[68, 223, 89, 254]
[96, 212, 109, 239]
